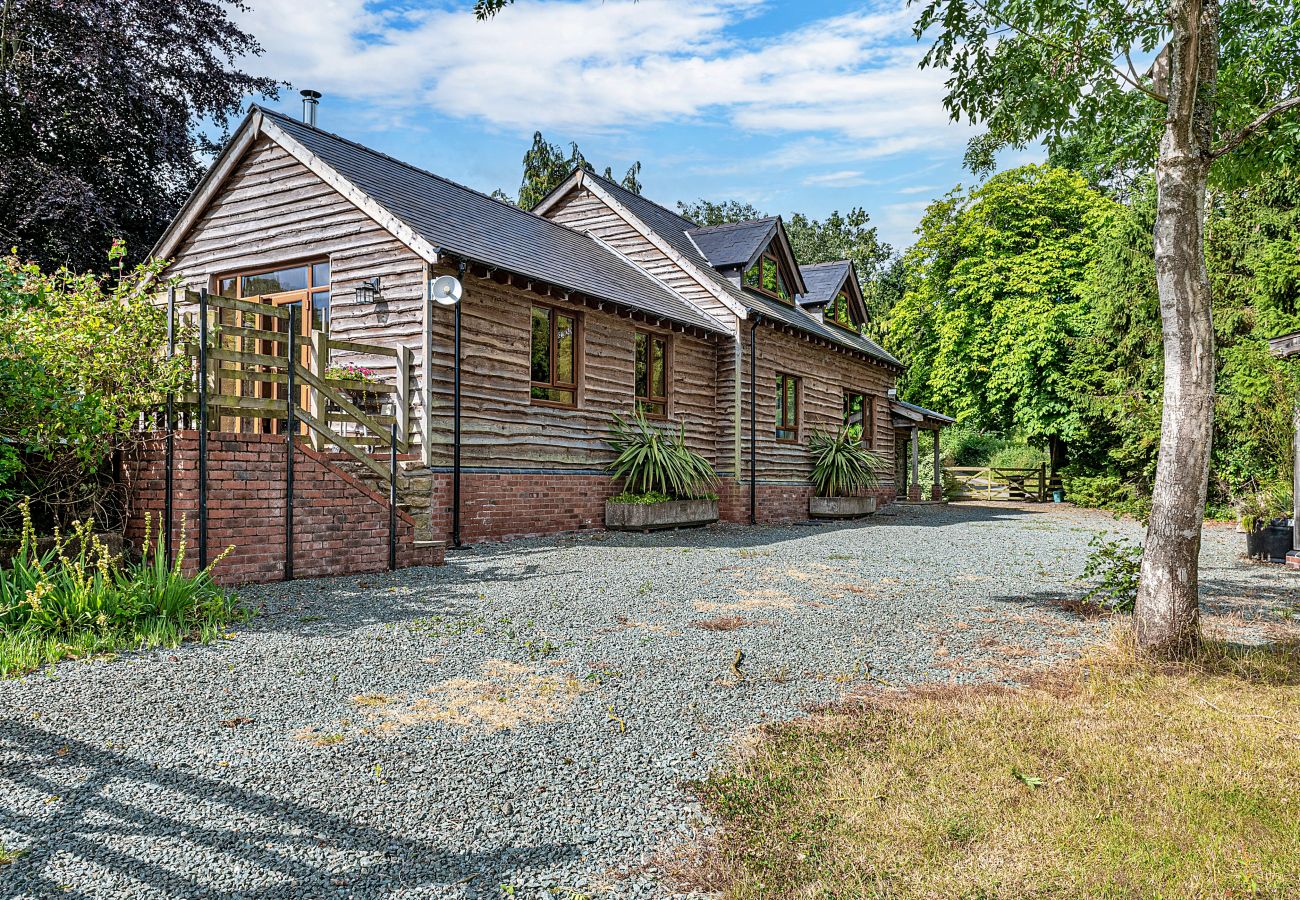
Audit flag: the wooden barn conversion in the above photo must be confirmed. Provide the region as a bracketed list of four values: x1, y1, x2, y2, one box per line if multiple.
[136, 103, 947, 579]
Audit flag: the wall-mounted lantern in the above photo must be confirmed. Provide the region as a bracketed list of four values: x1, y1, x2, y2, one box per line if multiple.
[353, 276, 382, 304]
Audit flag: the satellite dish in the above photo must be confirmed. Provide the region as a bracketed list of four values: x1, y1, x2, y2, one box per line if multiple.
[431, 275, 463, 307]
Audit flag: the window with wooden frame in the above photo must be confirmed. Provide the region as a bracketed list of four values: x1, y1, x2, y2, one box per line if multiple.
[826, 290, 857, 331]
[530, 304, 579, 406]
[844, 391, 874, 448]
[635, 330, 669, 418]
[218, 260, 331, 331]
[775, 372, 799, 441]
[214, 260, 331, 434]
[743, 250, 793, 303]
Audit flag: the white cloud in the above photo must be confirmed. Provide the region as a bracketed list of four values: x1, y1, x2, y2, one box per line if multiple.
[233, 0, 976, 159]
[896, 183, 942, 195]
[801, 170, 872, 188]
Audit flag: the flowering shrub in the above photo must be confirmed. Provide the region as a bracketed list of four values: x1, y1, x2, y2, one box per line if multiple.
[325, 363, 383, 383]
[0, 244, 190, 532]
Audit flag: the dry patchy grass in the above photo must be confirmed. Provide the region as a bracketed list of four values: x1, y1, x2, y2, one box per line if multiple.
[693, 615, 752, 632]
[691, 635, 1300, 899]
[356, 659, 587, 734]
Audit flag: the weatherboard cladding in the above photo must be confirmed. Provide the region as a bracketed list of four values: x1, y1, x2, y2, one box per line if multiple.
[686, 218, 779, 269]
[257, 108, 725, 336]
[797, 261, 852, 306]
[574, 172, 902, 368]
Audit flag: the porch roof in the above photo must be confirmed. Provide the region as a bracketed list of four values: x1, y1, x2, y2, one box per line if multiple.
[891, 399, 956, 429]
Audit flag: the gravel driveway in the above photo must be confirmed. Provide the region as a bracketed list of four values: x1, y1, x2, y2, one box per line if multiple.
[1, 502, 1293, 899]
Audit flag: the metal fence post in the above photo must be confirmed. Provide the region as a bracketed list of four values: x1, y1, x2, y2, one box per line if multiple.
[389, 422, 398, 571]
[165, 286, 175, 566]
[197, 288, 209, 570]
[285, 306, 296, 582]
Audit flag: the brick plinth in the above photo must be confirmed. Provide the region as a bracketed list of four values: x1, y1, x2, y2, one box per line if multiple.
[1287, 550, 1300, 571]
[907, 484, 922, 501]
[930, 483, 944, 501]
[715, 480, 895, 526]
[125, 432, 443, 586]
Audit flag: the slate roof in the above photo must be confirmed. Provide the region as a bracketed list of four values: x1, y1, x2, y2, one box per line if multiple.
[580, 171, 902, 368]
[256, 108, 727, 335]
[894, 399, 956, 425]
[797, 261, 852, 306]
[686, 218, 779, 269]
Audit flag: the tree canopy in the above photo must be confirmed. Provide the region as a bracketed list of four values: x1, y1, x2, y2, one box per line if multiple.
[885, 165, 1118, 453]
[0, 0, 280, 271]
[511, 131, 642, 210]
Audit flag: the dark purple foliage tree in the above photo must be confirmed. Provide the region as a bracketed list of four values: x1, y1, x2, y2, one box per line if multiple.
[0, 0, 279, 270]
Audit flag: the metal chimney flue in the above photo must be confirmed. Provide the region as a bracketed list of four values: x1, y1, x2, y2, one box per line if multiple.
[300, 89, 321, 127]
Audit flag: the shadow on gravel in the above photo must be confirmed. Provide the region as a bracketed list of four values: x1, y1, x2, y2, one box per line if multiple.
[0, 719, 576, 898]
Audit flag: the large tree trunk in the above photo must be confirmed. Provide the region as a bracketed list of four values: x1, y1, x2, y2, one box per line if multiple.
[1134, 0, 1219, 657]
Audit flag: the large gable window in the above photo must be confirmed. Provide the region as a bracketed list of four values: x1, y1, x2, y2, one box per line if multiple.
[635, 331, 669, 418]
[743, 251, 792, 303]
[531, 304, 579, 407]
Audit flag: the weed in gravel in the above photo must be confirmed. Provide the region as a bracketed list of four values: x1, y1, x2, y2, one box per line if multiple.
[294, 727, 345, 747]
[0, 842, 24, 866]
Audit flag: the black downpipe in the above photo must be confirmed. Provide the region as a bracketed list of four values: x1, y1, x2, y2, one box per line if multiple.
[197, 288, 209, 570]
[452, 259, 466, 548]
[389, 422, 398, 570]
[164, 286, 175, 566]
[284, 305, 296, 581]
[749, 315, 760, 525]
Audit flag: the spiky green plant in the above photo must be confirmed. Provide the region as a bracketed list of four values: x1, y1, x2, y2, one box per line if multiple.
[807, 430, 883, 498]
[606, 413, 717, 500]
[0, 500, 241, 676]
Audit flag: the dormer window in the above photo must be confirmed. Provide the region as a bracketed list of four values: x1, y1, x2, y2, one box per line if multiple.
[826, 290, 857, 330]
[743, 251, 793, 303]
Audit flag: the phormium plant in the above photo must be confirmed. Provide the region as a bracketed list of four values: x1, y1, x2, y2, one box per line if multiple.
[605, 413, 716, 501]
[807, 429, 882, 498]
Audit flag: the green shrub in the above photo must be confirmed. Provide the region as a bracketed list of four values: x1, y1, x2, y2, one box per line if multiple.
[1062, 473, 1150, 518]
[0, 247, 190, 532]
[1078, 533, 1143, 613]
[940, 425, 1007, 466]
[606, 414, 717, 500]
[0, 500, 241, 676]
[807, 430, 883, 498]
[986, 444, 1049, 470]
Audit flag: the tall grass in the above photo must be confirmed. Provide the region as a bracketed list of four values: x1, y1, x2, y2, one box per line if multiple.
[0, 500, 241, 676]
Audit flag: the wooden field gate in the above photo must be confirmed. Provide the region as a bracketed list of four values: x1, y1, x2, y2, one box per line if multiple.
[945, 465, 1050, 502]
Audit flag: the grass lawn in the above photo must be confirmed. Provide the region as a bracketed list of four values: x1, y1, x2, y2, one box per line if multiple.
[693, 635, 1300, 899]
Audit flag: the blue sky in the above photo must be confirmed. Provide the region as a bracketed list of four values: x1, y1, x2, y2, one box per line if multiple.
[230, 0, 1041, 251]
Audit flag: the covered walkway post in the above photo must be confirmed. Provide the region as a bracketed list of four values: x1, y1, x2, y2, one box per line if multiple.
[1268, 330, 1300, 569]
[891, 400, 956, 502]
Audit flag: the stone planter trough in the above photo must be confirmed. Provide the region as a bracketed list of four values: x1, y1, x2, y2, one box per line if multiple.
[809, 495, 877, 519]
[605, 498, 719, 532]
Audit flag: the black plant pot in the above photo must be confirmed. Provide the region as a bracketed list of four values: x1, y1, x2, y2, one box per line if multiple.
[1244, 521, 1294, 563]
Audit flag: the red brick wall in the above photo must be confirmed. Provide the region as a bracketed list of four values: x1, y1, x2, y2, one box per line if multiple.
[405, 471, 896, 543]
[417, 471, 619, 544]
[126, 432, 441, 586]
[716, 481, 895, 525]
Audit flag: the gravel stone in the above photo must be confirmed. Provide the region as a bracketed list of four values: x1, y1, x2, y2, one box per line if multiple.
[0, 502, 1291, 898]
